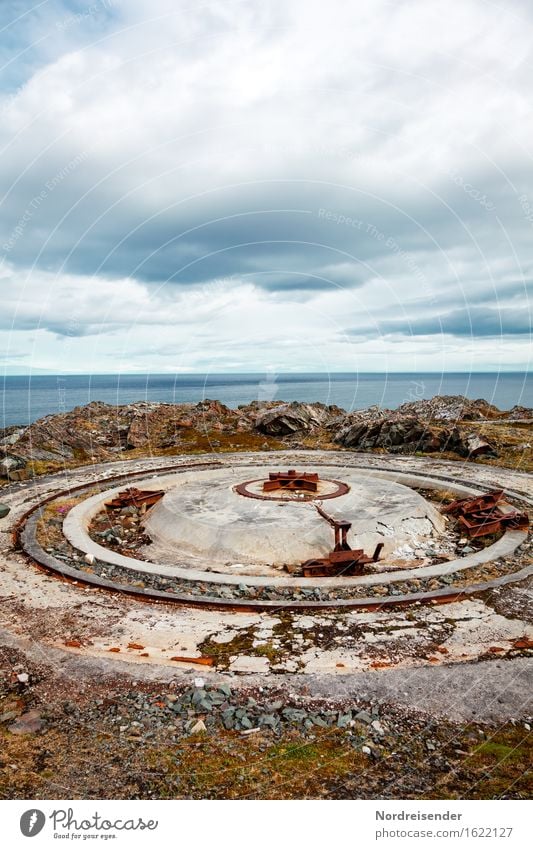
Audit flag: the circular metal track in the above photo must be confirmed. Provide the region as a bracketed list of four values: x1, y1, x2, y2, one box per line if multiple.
[15, 456, 531, 612]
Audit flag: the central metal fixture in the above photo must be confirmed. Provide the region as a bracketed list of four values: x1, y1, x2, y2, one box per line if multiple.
[262, 469, 319, 493]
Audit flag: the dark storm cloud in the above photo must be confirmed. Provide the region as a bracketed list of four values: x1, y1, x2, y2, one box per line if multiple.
[379, 307, 532, 337]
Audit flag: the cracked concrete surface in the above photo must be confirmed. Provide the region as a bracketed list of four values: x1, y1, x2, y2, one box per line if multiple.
[0, 451, 531, 721]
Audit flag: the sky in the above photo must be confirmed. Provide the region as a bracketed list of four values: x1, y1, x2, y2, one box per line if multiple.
[0, 0, 531, 375]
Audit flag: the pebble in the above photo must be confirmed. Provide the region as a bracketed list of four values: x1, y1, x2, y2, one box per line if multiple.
[8, 710, 44, 735]
[355, 710, 372, 724]
[189, 719, 207, 734]
[0, 710, 19, 723]
[16, 672, 29, 684]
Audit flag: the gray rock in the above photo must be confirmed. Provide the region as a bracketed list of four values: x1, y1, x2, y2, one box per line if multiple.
[191, 688, 207, 705]
[0, 503, 10, 519]
[355, 710, 372, 724]
[2, 427, 26, 446]
[0, 455, 25, 476]
[8, 710, 44, 735]
[0, 710, 19, 723]
[255, 402, 335, 436]
[464, 433, 495, 457]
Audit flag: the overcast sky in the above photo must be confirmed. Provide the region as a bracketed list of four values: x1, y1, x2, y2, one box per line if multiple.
[0, 0, 531, 374]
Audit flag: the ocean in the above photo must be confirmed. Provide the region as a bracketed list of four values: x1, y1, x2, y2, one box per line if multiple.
[1, 372, 531, 429]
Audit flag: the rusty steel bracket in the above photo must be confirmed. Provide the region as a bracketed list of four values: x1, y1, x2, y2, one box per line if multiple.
[262, 469, 319, 493]
[105, 487, 164, 510]
[296, 503, 384, 577]
[442, 489, 529, 538]
[442, 490, 504, 516]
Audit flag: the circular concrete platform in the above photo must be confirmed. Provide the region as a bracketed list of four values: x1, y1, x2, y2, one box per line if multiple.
[140, 465, 445, 572]
[13, 451, 530, 609]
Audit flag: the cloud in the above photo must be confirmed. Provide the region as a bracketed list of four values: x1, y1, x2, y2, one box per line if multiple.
[0, 0, 532, 371]
[379, 307, 532, 338]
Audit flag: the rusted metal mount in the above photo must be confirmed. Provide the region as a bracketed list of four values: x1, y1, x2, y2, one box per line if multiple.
[442, 489, 529, 538]
[263, 469, 319, 493]
[105, 487, 165, 510]
[235, 477, 350, 501]
[297, 503, 384, 578]
[442, 489, 505, 515]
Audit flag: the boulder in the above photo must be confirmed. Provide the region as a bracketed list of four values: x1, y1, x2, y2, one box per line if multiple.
[507, 405, 532, 420]
[6, 468, 29, 481]
[1, 427, 26, 447]
[397, 395, 501, 422]
[334, 420, 368, 446]
[463, 433, 496, 457]
[335, 416, 461, 454]
[254, 402, 335, 436]
[0, 454, 26, 477]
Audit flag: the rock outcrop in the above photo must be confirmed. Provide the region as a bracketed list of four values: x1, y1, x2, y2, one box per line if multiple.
[125, 400, 240, 449]
[254, 402, 340, 436]
[334, 415, 498, 457]
[334, 416, 464, 454]
[508, 405, 533, 420]
[396, 395, 502, 421]
[0, 394, 525, 478]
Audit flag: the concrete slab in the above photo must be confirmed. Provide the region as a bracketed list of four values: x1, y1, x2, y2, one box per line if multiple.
[142, 465, 445, 567]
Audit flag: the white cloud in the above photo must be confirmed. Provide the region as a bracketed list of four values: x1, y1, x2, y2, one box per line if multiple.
[0, 0, 531, 372]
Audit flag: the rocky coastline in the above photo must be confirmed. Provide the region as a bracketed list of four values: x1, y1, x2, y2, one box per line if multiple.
[1, 394, 531, 482]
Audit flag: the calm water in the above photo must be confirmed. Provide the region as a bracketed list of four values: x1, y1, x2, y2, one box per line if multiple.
[1, 372, 531, 428]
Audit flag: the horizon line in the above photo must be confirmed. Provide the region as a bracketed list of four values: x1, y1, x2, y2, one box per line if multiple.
[2, 370, 530, 377]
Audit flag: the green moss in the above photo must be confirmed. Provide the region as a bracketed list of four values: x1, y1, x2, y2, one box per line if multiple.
[472, 741, 520, 763]
[199, 625, 289, 669]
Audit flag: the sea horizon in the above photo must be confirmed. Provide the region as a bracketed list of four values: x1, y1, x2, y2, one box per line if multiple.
[1, 371, 530, 429]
